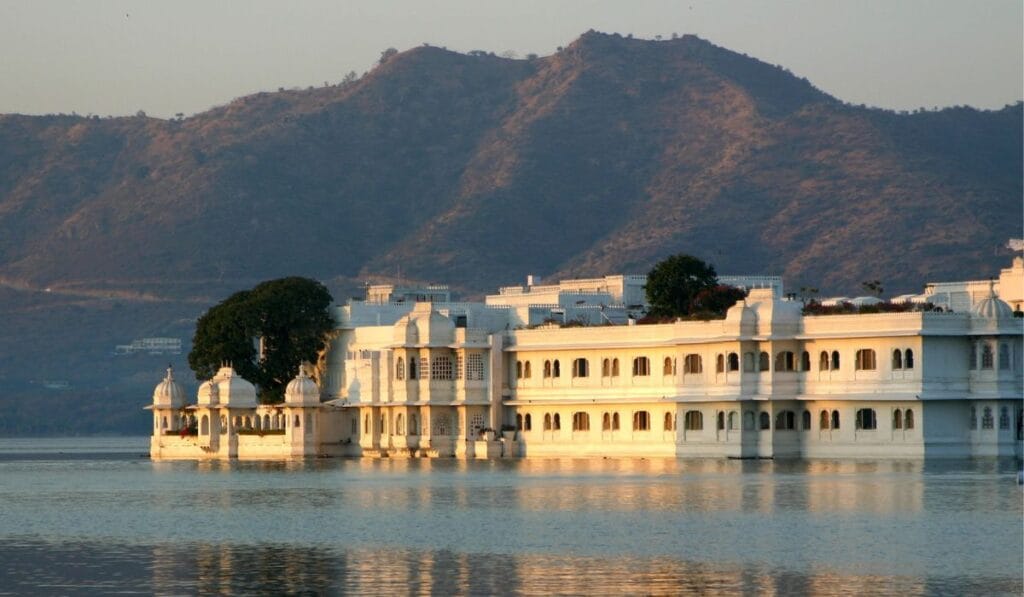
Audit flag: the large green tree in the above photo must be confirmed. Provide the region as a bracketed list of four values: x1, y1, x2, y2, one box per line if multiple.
[188, 277, 334, 403]
[645, 254, 718, 318]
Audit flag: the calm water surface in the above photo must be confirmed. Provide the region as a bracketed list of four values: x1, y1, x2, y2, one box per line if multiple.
[0, 437, 1020, 595]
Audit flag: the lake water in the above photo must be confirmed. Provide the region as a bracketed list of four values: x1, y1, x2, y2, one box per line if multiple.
[0, 437, 1020, 595]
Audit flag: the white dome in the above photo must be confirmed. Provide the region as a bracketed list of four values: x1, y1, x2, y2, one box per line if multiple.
[152, 366, 186, 408]
[196, 379, 219, 406]
[972, 282, 1013, 319]
[212, 366, 258, 408]
[285, 366, 320, 406]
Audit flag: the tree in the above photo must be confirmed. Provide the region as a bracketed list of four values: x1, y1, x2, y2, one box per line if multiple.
[690, 285, 748, 317]
[861, 279, 884, 297]
[645, 254, 718, 318]
[379, 47, 398, 65]
[188, 277, 334, 403]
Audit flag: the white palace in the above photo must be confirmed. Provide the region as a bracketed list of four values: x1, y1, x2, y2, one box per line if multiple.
[149, 258, 1024, 460]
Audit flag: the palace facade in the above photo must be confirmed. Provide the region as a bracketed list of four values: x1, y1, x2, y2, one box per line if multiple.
[149, 260, 1024, 460]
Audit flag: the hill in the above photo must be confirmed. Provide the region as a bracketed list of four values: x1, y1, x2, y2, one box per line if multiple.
[0, 31, 1020, 434]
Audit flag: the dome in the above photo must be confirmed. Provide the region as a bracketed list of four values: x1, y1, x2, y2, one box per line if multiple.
[152, 366, 186, 408]
[972, 281, 1013, 319]
[196, 379, 219, 406]
[285, 366, 320, 406]
[212, 365, 258, 408]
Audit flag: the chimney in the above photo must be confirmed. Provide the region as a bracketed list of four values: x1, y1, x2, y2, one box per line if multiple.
[527, 274, 541, 287]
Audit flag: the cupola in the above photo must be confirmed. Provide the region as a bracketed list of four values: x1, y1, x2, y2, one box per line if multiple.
[152, 365, 186, 408]
[971, 281, 1013, 319]
[284, 366, 321, 406]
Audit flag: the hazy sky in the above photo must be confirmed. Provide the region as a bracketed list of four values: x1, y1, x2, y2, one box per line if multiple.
[1, 0, 1020, 118]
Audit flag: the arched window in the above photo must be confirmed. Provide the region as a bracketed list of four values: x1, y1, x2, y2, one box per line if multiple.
[831, 351, 841, 370]
[410, 414, 419, 435]
[801, 410, 811, 430]
[728, 411, 739, 430]
[892, 349, 903, 370]
[716, 354, 725, 373]
[409, 359, 417, 380]
[602, 412, 611, 431]
[553, 413, 561, 430]
[998, 344, 1010, 370]
[664, 356, 675, 376]
[969, 406, 977, 430]
[664, 412, 675, 431]
[633, 356, 650, 376]
[999, 406, 1010, 429]
[819, 410, 830, 430]
[801, 351, 811, 371]
[982, 407, 994, 429]
[633, 411, 650, 431]
[758, 351, 770, 372]
[855, 408, 877, 430]
[543, 360, 552, 378]
[553, 360, 561, 378]
[543, 413, 552, 431]
[572, 358, 589, 378]
[572, 412, 590, 431]
[728, 353, 740, 371]
[893, 409, 903, 429]
[161, 416, 168, 430]
[516, 414, 524, 431]
[612, 412, 620, 430]
[831, 410, 840, 430]
[683, 354, 702, 374]
[200, 415, 209, 435]
[717, 411, 725, 430]
[524, 361, 532, 378]
[904, 349, 914, 369]
[432, 356, 453, 380]
[612, 358, 620, 377]
[684, 411, 702, 431]
[364, 414, 370, 434]
[855, 349, 876, 370]
[776, 410, 795, 430]
[254, 416, 261, 430]
[759, 412, 771, 430]
[524, 414, 532, 431]
[516, 361, 523, 379]
[904, 409, 913, 430]
[819, 351, 830, 371]
[775, 351, 795, 372]
[981, 344, 994, 369]
[396, 414, 405, 436]
[396, 357, 405, 380]
[743, 411, 754, 430]
[602, 358, 611, 377]
[743, 352, 755, 372]
[380, 415, 387, 435]
[294, 414, 301, 428]
[263, 414, 271, 429]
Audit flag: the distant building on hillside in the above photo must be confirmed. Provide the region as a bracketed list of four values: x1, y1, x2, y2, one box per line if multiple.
[116, 337, 182, 355]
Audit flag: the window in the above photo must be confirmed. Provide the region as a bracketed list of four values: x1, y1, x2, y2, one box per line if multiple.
[572, 412, 590, 431]
[801, 351, 811, 371]
[969, 406, 977, 430]
[893, 409, 903, 429]
[892, 349, 903, 370]
[420, 357, 429, 379]
[969, 346, 977, 370]
[683, 354, 702, 374]
[543, 360, 552, 378]
[664, 356, 676, 376]
[999, 344, 1010, 370]
[552, 359, 561, 378]
[831, 351, 841, 370]
[819, 410, 830, 430]
[633, 357, 650, 376]
[432, 356, 453, 380]
[716, 354, 724, 373]
[633, 411, 650, 431]
[981, 344, 994, 369]
[396, 414, 405, 436]
[612, 358, 620, 377]
[467, 354, 485, 380]
[999, 407, 1010, 430]
[758, 351, 770, 372]
[543, 413, 552, 431]
[904, 409, 914, 430]
[831, 410, 841, 430]
[364, 414, 370, 434]
[665, 412, 676, 431]
[455, 355, 463, 379]
[524, 361, 532, 378]
[516, 361, 523, 379]
[553, 413, 561, 431]
[728, 353, 740, 372]
[602, 412, 611, 431]
[905, 349, 914, 369]
[602, 358, 611, 377]
[516, 414, 524, 431]
[744, 411, 755, 430]
[409, 358, 418, 380]
[524, 414, 532, 431]
[759, 412, 771, 430]
[775, 351, 795, 371]
[801, 410, 811, 430]
[411, 414, 419, 435]
[743, 352, 755, 372]
[396, 357, 406, 380]
[819, 351, 830, 371]
[612, 412, 620, 430]
[776, 410, 796, 430]
[856, 408, 877, 430]
[717, 411, 725, 430]
[855, 349, 876, 371]
[982, 407, 994, 429]
[728, 411, 739, 430]
[684, 411, 702, 431]
[572, 358, 589, 378]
